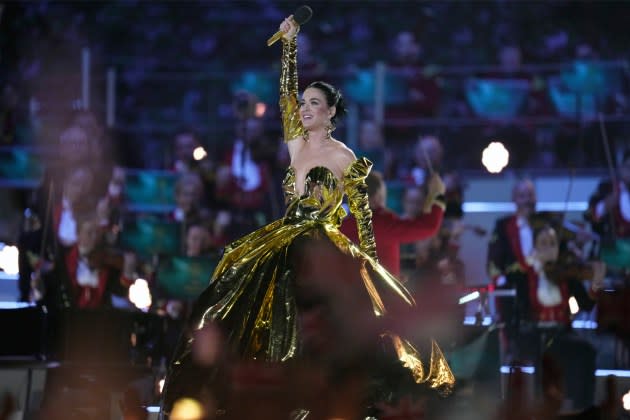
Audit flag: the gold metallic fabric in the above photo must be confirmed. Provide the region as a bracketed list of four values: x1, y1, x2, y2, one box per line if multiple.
[385, 333, 455, 396]
[279, 37, 305, 142]
[163, 160, 454, 408]
[162, 34, 454, 412]
[344, 156, 379, 261]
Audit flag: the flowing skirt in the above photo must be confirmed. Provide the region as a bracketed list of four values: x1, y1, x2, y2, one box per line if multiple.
[162, 217, 454, 416]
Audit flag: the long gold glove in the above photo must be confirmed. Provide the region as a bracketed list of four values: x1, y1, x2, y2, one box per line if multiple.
[279, 37, 305, 142]
[343, 157, 378, 261]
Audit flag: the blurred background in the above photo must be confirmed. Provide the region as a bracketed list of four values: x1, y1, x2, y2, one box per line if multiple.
[0, 1, 630, 419]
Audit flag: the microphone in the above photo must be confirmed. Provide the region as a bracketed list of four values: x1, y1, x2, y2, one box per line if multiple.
[267, 5, 313, 46]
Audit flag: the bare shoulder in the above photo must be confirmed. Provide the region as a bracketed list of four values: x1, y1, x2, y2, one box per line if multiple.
[329, 139, 357, 169]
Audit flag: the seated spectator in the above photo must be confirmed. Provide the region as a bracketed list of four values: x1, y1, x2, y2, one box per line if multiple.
[354, 119, 387, 175]
[184, 223, 212, 258]
[208, 210, 231, 250]
[170, 172, 211, 231]
[386, 30, 441, 122]
[172, 127, 202, 174]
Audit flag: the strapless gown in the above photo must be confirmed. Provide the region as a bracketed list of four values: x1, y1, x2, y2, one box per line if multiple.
[161, 158, 454, 415]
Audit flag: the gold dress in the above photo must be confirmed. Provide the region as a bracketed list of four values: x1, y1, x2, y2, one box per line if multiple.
[162, 36, 454, 415]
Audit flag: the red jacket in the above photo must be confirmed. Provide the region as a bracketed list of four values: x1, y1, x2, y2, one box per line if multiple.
[340, 204, 444, 277]
[65, 246, 133, 309]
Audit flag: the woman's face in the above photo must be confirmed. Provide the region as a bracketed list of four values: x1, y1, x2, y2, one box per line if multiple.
[299, 87, 334, 131]
[186, 226, 208, 257]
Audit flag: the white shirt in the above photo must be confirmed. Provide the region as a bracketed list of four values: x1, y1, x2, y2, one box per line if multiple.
[58, 198, 78, 246]
[495, 216, 533, 287]
[516, 216, 533, 260]
[76, 257, 99, 288]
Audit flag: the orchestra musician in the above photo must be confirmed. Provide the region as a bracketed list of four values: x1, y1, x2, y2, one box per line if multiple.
[487, 179, 538, 333]
[486, 179, 607, 409]
[60, 214, 138, 309]
[515, 224, 605, 411]
[585, 149, 630, 240]
[486, 179, 595, 334]
[584, 149, 630, 364]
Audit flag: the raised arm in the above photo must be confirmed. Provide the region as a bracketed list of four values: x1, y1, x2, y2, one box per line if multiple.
[278, 16, 305, 145]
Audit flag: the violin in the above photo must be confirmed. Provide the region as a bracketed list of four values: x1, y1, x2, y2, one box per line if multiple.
[542, 255, 595, 285]
[86, 246, 126, 271]
[543, 247, 609, 289]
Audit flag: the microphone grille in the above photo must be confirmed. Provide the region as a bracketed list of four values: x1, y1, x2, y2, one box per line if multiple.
[294, 5, 313, 25]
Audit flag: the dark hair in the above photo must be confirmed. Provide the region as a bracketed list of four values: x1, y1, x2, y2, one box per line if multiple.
[306, 81, 347, 126]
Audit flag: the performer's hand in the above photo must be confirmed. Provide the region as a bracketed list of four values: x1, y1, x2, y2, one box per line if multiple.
[423, 173, 445, 212]
[426, 173, 446, 198]
[280, 15, 299, 40]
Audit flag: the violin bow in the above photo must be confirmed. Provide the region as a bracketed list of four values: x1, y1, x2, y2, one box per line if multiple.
[420, 143, 438, 214]
[598, 112, 618, 240]
[420, 144, 435, 176]
[31, 180, 54, 302]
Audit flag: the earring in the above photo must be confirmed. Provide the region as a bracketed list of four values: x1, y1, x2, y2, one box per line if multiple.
[325, 122, 335, 140]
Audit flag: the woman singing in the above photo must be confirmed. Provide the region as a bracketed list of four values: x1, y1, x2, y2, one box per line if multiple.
[162, 15, 454, 418]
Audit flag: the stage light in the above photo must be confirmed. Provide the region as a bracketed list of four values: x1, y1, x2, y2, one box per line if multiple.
[0, 244, 19, 275]
[458, 291, 480, 305]
[171, 397, 205, 420]
[193, 146, 207, 161]
[481, 141, 509, 174]
[568, 296, 579, 315]
[255, 102, 267, 117]
[500, 365, 535, 374]
[129, 278, 152, 311]
[623, 389, 630, 411]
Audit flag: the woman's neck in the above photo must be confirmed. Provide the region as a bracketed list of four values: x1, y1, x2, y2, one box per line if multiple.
[305, 127, 329, 144]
